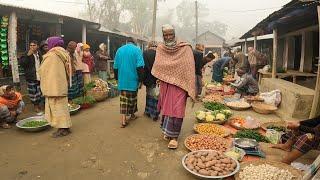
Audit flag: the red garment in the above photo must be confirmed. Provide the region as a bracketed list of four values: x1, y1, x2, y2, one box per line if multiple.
[83, 55, 94, 72]
[0, 92, 22, 110]
[157, 81, 187, 118]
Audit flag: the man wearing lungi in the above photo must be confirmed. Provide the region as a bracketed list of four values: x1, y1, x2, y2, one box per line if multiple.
[114, 37, 145, 128]
[152, 24, 196, 149]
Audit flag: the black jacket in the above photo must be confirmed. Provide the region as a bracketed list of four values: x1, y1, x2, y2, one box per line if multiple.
[19, 51, 43, 81]
[143, 49, 157, 87]
[193, 50, 204, 76]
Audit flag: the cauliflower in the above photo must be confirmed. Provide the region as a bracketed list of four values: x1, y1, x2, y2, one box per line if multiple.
[205, 114, 215, 122]
[196, 111, 206, 120]
[223, 109, 232, 115]
[216, 113, 226, 121]
[205, 112, 212, 116]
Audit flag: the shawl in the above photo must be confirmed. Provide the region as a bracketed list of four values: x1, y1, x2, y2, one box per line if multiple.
[151, 41, 196, 100]
[0, 92, 22, 109]
[39, 47, 71, 97]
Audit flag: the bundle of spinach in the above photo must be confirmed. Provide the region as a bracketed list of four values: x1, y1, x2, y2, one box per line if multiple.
[203, 102, 227, 111]
[234, 129, 270, 143]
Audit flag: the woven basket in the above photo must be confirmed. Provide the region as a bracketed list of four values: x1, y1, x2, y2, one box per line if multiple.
[193, 123, 231, 137]
[252, 102, 277, 114]
[87, 89, 108, 102]
[234, 160, 303, 180]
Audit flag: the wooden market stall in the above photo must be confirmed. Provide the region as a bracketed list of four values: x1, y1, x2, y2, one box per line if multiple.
[240, 0, 320, 119]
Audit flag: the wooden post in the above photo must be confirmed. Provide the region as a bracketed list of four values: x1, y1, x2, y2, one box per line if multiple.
[107, 35, 110, 55]
[300, 32, 306, 72]
[244, 38, 247, 54]
[82, 24, 87, 43]
[283, 37, 289, 71]
[272, 29, 278, 78]
[309, 6, 320, 118]
[8, 11, 20, 85]
[151, 0, 157, 41]
[254, 35, 257, 50]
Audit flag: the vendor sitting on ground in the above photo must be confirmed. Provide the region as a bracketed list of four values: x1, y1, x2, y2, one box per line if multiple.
[0, 85, 25, 129]
[230, 68, 259, 96]
[271, 116, 320, 164]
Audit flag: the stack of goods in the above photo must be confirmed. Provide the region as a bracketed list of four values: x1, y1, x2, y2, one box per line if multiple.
[107, 79, 119, 98]
[195, 109, 232, 124]
[194, 123, 230, 137]
[183, 150, 239, 178]
[0, 16, 9, 68]
[185, 134, 231, 152]
[87, 79, 109, 101]
[205, 83, 235, 96]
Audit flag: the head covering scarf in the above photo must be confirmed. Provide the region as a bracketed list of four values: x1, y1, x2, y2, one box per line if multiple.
[0, 85, 8, 96]
[67, 41, 77, 50]
[47, 36, 64, 50]
[83, 43, 90, 50]
[162, 24, 177, 47]
[99, 43, 106, 51]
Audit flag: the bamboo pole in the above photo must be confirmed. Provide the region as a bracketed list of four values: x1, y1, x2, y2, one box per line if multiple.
[309, 6, 320, 118]
[8, 11, 20, 85]
[272, 29, 278, 78]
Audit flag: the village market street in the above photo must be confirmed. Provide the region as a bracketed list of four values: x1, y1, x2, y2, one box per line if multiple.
[0, 86, 316, 180]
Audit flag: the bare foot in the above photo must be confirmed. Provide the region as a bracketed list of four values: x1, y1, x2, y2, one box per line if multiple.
[270, 144, 291, 152]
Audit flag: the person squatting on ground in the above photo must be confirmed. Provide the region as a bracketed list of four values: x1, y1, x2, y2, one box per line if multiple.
[152, 24, 196, 149]
[0, 85, 25, 129]
[114, 37, 145, 128]
[39, 36, 72, 138]
[271, 116, 320, 164]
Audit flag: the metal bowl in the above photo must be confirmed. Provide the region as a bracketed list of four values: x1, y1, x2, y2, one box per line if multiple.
[182, 150, 240, 179]
[16, 116, 50, 132]
[69, 104, 81, 115]
[234, 138, 259, 149]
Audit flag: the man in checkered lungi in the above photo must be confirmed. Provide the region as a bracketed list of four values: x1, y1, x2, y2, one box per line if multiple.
[271, 116, 320, 164]
[114, 37, 145, 128]
[19, 40, 44, 113]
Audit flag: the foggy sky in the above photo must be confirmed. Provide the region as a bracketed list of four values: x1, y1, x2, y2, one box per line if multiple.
[0, 0, 291, 40]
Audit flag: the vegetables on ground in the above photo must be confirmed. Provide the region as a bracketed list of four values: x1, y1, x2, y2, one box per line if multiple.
[22, 120, 48, 127]
[234, 129, 269, 143]
[185, 134, 230, 152]
[239, 164, 294, 180]
[203, 102, 227, 111]
[195, 124, 227, 137]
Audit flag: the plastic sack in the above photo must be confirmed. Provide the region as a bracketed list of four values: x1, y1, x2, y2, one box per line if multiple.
[260, 89, 281, 107]
[266, 129, 283, 144]
[147, 84, 160, 99]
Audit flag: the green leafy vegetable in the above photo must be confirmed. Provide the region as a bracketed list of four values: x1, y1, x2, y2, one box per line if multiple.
[73, 96, 96, 105]
[22, 121, 48, 127]
[266, 125, 286, 132]
[234, 129, 270, 143]
[203, 102, 227, 111]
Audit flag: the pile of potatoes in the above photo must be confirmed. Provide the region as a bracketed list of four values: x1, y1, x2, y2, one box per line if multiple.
[186, 134, 229, 152]
[184, 151, 237, 177]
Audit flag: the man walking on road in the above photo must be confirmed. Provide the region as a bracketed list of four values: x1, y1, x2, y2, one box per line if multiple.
[152, 24, 196, 149]
[114, 37, 145, 128]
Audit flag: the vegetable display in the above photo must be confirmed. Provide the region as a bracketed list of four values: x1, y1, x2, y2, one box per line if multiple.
[184, 151, 238, 177]
[234, 129, 269, 143]
[195, 110, 232, 123]
[203, 102, 227, 111]
[224, 147, 245, 161]
[239, 164, 294, 180]
[73, 95, 96, 105]
[194, 123, 228, 137]
[22, 120, 48, 127]
[266, 125, 286, 132]
[185, 134, 230, 152]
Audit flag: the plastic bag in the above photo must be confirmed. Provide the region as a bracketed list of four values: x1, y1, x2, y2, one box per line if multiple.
[148, 84, 160, 99]
[260, 90, 281, 107]
[266, 129, 283, 144]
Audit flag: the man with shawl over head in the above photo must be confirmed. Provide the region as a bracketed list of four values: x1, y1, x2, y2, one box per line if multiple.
[152, 24, 196, 149]
[39, 36, 72, 138]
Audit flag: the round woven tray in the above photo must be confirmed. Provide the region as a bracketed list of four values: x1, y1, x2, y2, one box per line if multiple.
[87, 89, 108, 102]
[184, 134, 232, 152]
[226, 102, 251, 111]
[193, 123, 231, 137]
[234, 160, 303, 180]
[261, 121, 286, 131]
[252, 102, 277, 114]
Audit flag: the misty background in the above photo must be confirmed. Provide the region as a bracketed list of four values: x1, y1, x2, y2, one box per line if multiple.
[0, 0, 290, 42]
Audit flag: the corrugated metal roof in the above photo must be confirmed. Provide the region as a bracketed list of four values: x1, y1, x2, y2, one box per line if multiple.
[240, 0, 318, 39]
[0, 2, 99, 27]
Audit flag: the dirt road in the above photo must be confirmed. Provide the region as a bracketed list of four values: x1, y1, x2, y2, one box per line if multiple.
[0, 87, 316, 180]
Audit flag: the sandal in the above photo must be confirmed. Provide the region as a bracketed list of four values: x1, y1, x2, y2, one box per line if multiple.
[120, 122, 128, 128]
[163, 135, 170, 141]
[1, 123, 11, 129]
[168, 139, 178, 149]
[129, 115, 138, 121]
